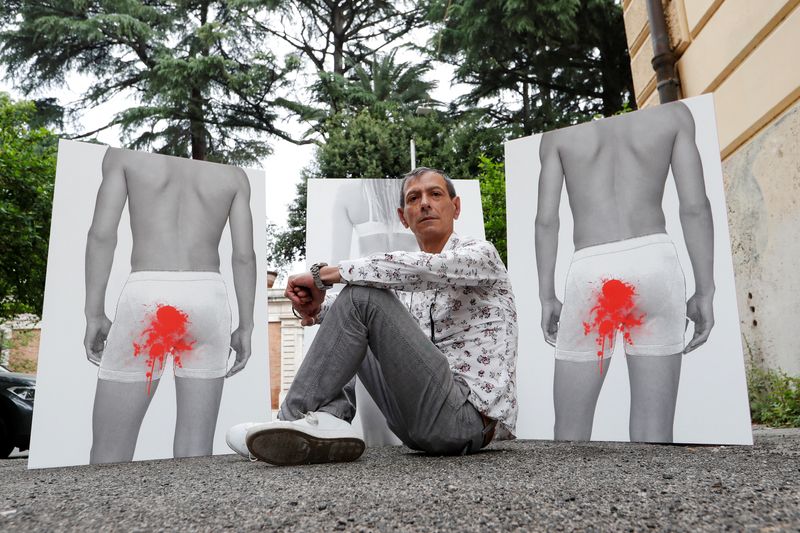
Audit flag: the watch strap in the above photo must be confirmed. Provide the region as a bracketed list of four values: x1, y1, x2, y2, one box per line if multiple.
[311, 262, 333, 290]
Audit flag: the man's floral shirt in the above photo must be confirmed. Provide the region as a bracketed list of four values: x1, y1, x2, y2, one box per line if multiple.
[323, 233, 518, 438]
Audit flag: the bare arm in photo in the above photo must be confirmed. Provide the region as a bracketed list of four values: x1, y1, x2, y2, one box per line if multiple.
[331, 181, 356, 264]
[535, 132, 565, 347]
[84, 149, 127, 365]
[671, 103, 715, 353]
[226, 169, 257, 377]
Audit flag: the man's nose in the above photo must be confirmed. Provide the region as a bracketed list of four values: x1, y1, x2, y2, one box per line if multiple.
[420, 194, 431, 208]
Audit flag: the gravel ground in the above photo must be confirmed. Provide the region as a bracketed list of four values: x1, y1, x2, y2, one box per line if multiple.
[0, 429, 798, 532]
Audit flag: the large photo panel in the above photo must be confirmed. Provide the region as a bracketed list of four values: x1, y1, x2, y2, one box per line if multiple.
[29, 140, 270, 468]
[506, 94, 752, 445]
[303, 178, 486, 446]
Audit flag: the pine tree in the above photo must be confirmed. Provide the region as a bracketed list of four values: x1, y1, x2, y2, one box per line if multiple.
[428, 0, 635, 135]
[0, 0, 298, 164]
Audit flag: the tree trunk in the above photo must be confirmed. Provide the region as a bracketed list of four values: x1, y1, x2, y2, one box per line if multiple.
[189, 1, 210, 160]
[522, 81, 531, 136]
[332, 1, 347, 74]
[189, 87, 206, 160]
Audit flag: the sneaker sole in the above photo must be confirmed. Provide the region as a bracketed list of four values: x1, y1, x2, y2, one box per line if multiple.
[246, 428, 365, 466]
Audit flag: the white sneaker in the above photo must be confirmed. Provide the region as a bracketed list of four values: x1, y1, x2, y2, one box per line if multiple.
[245, 412, 365, 466]
[226, 422, 260, 459]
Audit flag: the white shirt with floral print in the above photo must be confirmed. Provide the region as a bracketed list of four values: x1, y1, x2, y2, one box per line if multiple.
[321, 233, 518, 438]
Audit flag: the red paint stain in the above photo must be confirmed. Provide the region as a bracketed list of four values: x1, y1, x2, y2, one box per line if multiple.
[133, 304, 195, 394]
[582, 279, 644, 371]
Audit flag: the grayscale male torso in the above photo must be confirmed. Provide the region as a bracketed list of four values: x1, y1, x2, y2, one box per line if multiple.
[110, 148, 241, 272]
[545, 103, 689, 250]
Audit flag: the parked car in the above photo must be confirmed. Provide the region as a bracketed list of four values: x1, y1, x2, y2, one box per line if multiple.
[0, 364, 35, 458]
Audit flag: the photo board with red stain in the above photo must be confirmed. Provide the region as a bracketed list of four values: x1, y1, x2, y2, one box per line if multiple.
[28, 140, 270, 468]
[505, 94, 753, 445]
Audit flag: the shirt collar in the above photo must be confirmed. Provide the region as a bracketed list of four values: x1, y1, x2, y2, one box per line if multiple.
[442, 231, 459, 252]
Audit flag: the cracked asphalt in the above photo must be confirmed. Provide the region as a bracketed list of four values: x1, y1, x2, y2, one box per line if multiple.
[1, 429, 798, 531]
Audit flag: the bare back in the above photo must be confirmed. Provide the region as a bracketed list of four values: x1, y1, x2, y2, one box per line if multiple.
[330, 180, 419, 262]
[104, 148, 243, 272]
[349, 186, 417, 255]
[543, 102, 694, 250]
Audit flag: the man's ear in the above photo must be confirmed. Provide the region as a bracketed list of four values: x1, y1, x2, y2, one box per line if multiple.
[397, 207, 410, 228]
[453, 196, 461, 220]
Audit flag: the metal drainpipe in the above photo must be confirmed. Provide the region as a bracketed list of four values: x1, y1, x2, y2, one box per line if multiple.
[645, 0, 680, 103]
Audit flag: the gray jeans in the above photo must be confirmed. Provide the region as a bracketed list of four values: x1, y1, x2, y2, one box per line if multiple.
[278, 285, 488, 455]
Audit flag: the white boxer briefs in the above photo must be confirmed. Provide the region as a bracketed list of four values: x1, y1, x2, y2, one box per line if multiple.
[98, 271, 232, 390]
[555, 233, 686, 363]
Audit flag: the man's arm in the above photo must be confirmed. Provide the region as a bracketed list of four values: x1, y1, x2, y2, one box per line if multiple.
[226, 169, 257, 377]
[284, 274, 336, 326]
[285, 238, 507, 324]
[336, 237, 507, 292]
[84, 148, 128, 365]
[535, 132, 565, 346]
[670, 103, 715, 353]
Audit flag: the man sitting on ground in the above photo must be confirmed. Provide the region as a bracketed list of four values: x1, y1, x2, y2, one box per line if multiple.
[227, 168, 518, 465]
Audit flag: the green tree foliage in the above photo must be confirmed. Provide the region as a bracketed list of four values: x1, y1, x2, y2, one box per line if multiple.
[0, 93, 57, 319]
[269, 50, 508, 267]
[269, 173, 309, 267]
[271, 107, 507, 267]
[249, 0, 424, 76]
[292, 49, 438, 141]
[428, 0, 635, 135]
[476, 155, 507, 264]
[242, 0, 427, 145]
[0, 0, 297, 164]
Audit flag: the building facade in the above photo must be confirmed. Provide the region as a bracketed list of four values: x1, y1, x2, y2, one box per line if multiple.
[267, 288, 304, 410]
[623, 0, 800, 374]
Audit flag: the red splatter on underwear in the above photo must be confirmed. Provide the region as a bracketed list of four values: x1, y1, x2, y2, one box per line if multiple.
[133, 304, 195, 394]
[582, 279, 645, 372]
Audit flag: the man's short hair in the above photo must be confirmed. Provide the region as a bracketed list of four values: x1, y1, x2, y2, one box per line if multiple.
[399, 167, 457, 207]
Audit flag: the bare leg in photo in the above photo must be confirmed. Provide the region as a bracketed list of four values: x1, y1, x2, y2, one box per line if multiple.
[627, 353, 682, 442]
[537, 102, 714, 442]
[553, 358, 611, 441]
[90, 379, 160, 464]
[174, 376, 225, 458]
[85, 148, 256, 464]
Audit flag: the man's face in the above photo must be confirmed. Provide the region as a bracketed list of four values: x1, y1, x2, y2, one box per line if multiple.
[397, 172, 461, 243]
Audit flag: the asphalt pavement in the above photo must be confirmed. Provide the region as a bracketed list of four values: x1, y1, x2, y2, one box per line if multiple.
[1, 429, 798, 531]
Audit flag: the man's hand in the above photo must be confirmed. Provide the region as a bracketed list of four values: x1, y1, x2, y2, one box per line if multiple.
[226, 326, 253, 377]
[84, 316, 112, 366]
[285, 272, 325, 325]
[684, 292, 714, 354]
[540, 298, 562, 347]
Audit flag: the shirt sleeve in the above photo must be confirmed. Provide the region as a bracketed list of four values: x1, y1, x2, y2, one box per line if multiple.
[338, 238, 507, 292]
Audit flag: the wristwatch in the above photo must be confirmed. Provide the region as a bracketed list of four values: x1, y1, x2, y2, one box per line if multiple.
[310, 262, 334, 291]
